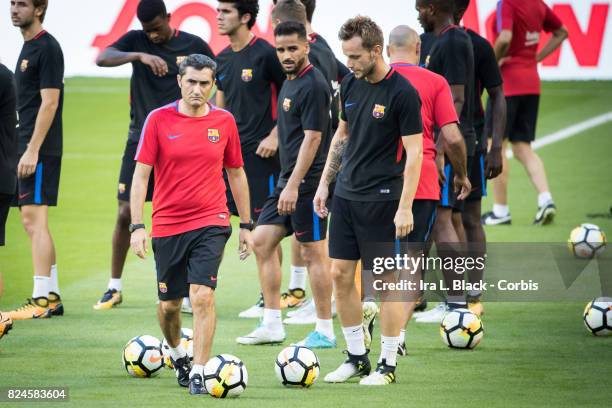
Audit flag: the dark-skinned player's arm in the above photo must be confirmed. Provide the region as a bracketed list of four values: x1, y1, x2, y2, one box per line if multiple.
[95, 31, 167, 76]
[313, 119, 348, 218]
[279, 129, 322, 216]
[396, 133, 423, 238]
[130, 162, 152, 259]
[439, 124, 470, 199]
[17, 88, 60, 179]
[485, 84, 506, 179]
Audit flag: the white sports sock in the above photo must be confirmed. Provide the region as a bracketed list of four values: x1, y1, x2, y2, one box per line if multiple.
[263, 308, 283, 331]
[108, 278, 122, 291]
[342, 325, 366, 356]
[538, 192, 553, 208]
[379, 335, 399, 367]
[288, 265, 307, 290]
[315, 318, 335, 340]
[493, 204, 510, 218]
[167, 343, 187, 361]
[32, 276, 50, 299]
[190, 364, 204, 379]
[398, 329, 406, 344]
[49, 264, 60, 296]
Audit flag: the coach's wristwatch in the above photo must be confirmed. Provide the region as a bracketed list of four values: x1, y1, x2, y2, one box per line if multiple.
[128, 223, 146, 233]
[239, 220, 254, 231]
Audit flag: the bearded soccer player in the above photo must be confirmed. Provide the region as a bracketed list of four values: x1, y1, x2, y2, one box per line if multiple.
[483, 0, 567, 226]
[0, 63, 18, 338]
[453, 0, 506, 316]
[94, 0, 214, 311]
[131, 54, 252, 395]
[236, 22, 334, 348]
[386, 25, 471, 355]
[416, 0, 473, 323]
[215, 0, 287, 318]
[314, 16, 423, 386]
[5, 0, 64, 320]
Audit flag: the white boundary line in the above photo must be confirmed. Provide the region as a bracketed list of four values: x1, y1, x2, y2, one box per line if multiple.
[506, 111, 612, 159]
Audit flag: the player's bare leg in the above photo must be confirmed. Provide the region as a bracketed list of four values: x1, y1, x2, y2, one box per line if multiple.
[452, 211, 467, 242]
[485, 139, 512, 225]
[280, 236, 307, 308]
[463, 199, 486, 316]
[158, 299, 191, 387]
[236, 225, 287, 345]
[188, 283, 216, 392]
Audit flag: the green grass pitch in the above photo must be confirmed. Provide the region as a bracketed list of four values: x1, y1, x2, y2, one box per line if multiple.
[0, 79, 611, 407]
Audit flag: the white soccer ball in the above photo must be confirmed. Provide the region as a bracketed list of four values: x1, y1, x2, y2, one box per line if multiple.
[161, 327, 193, 369]
[203, 354, 248, 398]
[583, 297, 612, 336]
[122, 335, 164, 377]
[440, 308, 484, 349]
[568, 223, 607, 259]
[275, 346, 320, 387]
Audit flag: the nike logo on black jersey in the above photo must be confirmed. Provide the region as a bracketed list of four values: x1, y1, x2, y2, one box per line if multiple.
[345, 102, 357, 109]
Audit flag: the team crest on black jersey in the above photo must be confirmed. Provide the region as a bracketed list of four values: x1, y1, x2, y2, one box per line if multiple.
[241, 69, 253, 82]
[282, 98, 292, 112]
[372, 104, 386, 119]
[176, 56, 187, 65]
[20, 59, 29, 72]
[208, 128, 220, 143]
[425, 55, 430, 68]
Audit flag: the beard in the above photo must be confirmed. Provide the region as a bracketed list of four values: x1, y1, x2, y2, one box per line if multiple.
[355, 57, 376, 79]
[282, 56, 307, 75]
[12, 14, 34, 28]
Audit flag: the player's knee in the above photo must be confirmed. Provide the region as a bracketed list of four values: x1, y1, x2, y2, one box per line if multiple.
[299, 243, 320, 265]
[512, 142, 531, 161]
[20, 208, 42, 235]
[158, 300, 181, 318]
[190, 286, 214, 310]
[252, 234, 274, 258]
[117, 202, 131, 226]
[331, 266, 352, 291]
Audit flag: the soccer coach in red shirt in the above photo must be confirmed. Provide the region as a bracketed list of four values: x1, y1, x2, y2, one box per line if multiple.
[130, 54, 252, 394]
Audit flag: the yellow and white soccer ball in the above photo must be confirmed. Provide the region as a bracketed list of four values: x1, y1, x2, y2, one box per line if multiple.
[274, 346, 320, 387]
[122, 335, 164, 377]
[440, 308, 484, 349]
[161, 327, 193, 369]
[568, 223, 607, 259]
[203, 354, 248, 398]
[583, 297, 612, 336]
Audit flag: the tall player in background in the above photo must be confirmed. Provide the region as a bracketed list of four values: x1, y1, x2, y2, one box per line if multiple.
[5, 0, 65, 321]
[215, 0, 287, 319]
[94, 0, 214, 311]
[386, 25, 470, 355]
[482, 0, 567, 226]
[454, 0, 506, 316]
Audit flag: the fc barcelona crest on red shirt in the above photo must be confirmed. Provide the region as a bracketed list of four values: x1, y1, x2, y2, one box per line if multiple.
[208, 128, 220, 143]
[372, 104, 386, 119]
[241, 69, 253, 82]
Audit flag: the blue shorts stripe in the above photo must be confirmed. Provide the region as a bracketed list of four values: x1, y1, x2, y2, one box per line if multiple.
[394, 239, 400, 256]
[441, 164, 451, 206]
[312, 204, 321, 241]
[34, 163, 43, 204]
[480, 155, 487, 197]
[268, 174, 274, 195]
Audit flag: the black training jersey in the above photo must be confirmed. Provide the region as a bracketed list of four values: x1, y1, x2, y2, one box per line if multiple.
[14, 30, 64, 156]
[466, 28, 503, 150]
[426, 25, 476, 156]
[308, 33, 341, 134]
[0, 64, 17, 195]
[111, 29, 214, 139]
[419, 31, 436, 66]
[337, 69, 422, 202]
[277, 65, 331, 189]
[216, 37, 285, 154]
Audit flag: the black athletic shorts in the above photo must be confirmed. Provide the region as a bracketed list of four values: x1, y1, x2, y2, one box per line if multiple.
[257, 185, 327, 243]
[152, 226, 232, 300]
[490, 94, 539, 143]
[225, 151, 280, 221]
[0, 193, 13, 246]
[329, 197, 437, 267]
[12, 154, 61, 207]
[440, 155, 472, 212]
[118, 134, 154, 202]
[467, 149, 487, 202]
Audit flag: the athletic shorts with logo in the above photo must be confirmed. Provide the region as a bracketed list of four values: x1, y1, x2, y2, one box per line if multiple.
[152, 226, 231, 300]
[12, 154, 61, 207]
[257, 185, 327, 243]
[329, 196, 437, 269]
[225, 150, 280, 222]
[487, 94, 539, 143]
[118, 133, 154, 202]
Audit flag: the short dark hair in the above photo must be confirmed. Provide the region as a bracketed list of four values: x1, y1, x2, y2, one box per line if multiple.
[425, 0, 455, 15]
[178, 54, 218, 77]
[454, 0, 470, 22]
[271, 0, 307, 24]
[274, 21, 307, 41]
[218, 0, 259, 30]
[32, 0, 48, 23]
[137, 0, 167, 23]
[299, 0, 316, 23]
[338, 15, 384, 50]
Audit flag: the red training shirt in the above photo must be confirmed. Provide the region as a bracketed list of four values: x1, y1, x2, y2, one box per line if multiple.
[135, 101, 244, 237]
[391, 63, 458, 201]
[495, 0, 563, 96]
